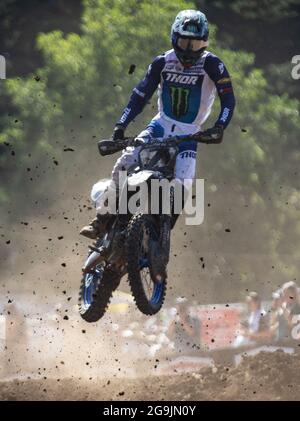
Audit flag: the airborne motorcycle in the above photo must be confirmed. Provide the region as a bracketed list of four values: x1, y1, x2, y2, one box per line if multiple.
[79, 133, 213, 322]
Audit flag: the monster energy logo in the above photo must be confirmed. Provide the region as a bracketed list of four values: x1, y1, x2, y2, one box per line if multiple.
[170, 86, 190, 118]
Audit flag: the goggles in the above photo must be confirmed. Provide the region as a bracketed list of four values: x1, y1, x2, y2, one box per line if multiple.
[177, 37, 208, 51]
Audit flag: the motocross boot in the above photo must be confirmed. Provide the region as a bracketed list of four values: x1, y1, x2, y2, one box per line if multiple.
[80, 214, 110, 240]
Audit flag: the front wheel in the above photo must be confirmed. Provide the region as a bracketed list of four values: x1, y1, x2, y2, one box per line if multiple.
[78, 264, 120, 322]
[126, 214, 167, 315]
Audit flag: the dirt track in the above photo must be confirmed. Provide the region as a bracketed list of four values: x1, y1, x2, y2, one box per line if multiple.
[1, 351, 299, 401]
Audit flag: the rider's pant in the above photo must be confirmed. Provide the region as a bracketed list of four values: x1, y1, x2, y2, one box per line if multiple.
[111, 115, 200, 190]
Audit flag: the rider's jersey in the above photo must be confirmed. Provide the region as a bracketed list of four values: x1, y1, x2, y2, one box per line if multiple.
[118, 49, 235, 130]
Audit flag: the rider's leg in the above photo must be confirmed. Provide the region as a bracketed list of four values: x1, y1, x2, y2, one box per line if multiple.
[111, 146, 141, 187]
[171, 139, 198, 228]
[80, 122, 161, 239]
[80, 147, 141, 239]
[106, 118, 166, 203]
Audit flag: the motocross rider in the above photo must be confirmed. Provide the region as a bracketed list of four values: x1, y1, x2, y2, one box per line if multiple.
[80, 9, 236, 239]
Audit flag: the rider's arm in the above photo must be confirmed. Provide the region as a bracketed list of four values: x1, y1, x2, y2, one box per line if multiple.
[116, 55, 165, 128]
[204, 54, 236, 129]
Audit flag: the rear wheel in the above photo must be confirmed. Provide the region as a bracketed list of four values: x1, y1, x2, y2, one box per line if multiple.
[126, 214, 167, 315]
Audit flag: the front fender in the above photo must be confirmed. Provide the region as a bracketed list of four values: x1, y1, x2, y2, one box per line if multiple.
[127, 170, 158, 188]
[82, 250, 105, 273]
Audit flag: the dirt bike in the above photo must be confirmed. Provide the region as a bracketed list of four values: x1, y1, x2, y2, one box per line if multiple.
[78, 132, 214, 322]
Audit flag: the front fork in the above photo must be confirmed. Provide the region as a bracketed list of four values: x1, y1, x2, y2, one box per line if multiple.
[157, 184, 174, 269]
[159, 215, 171, 267]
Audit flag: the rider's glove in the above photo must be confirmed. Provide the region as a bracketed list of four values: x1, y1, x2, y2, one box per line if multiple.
[112, 124, 125, 141]
[195, 125, 224, 144]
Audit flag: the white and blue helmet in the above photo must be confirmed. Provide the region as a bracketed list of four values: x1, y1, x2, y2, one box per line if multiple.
[171, 10, 209, 67]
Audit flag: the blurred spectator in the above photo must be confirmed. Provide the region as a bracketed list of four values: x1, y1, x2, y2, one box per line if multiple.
[167, 297, 201, 354]
[268, 290, 290, 341]
[281, 281, 300, 340]
[282, 282, 300, 313]
[234, 292, 271, 347]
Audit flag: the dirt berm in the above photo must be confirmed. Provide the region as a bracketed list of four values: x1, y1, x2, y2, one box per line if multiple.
[0, 351, 299, 401]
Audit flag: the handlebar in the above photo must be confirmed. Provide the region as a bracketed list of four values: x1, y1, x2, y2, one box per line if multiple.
[98, 132, 216, 156]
